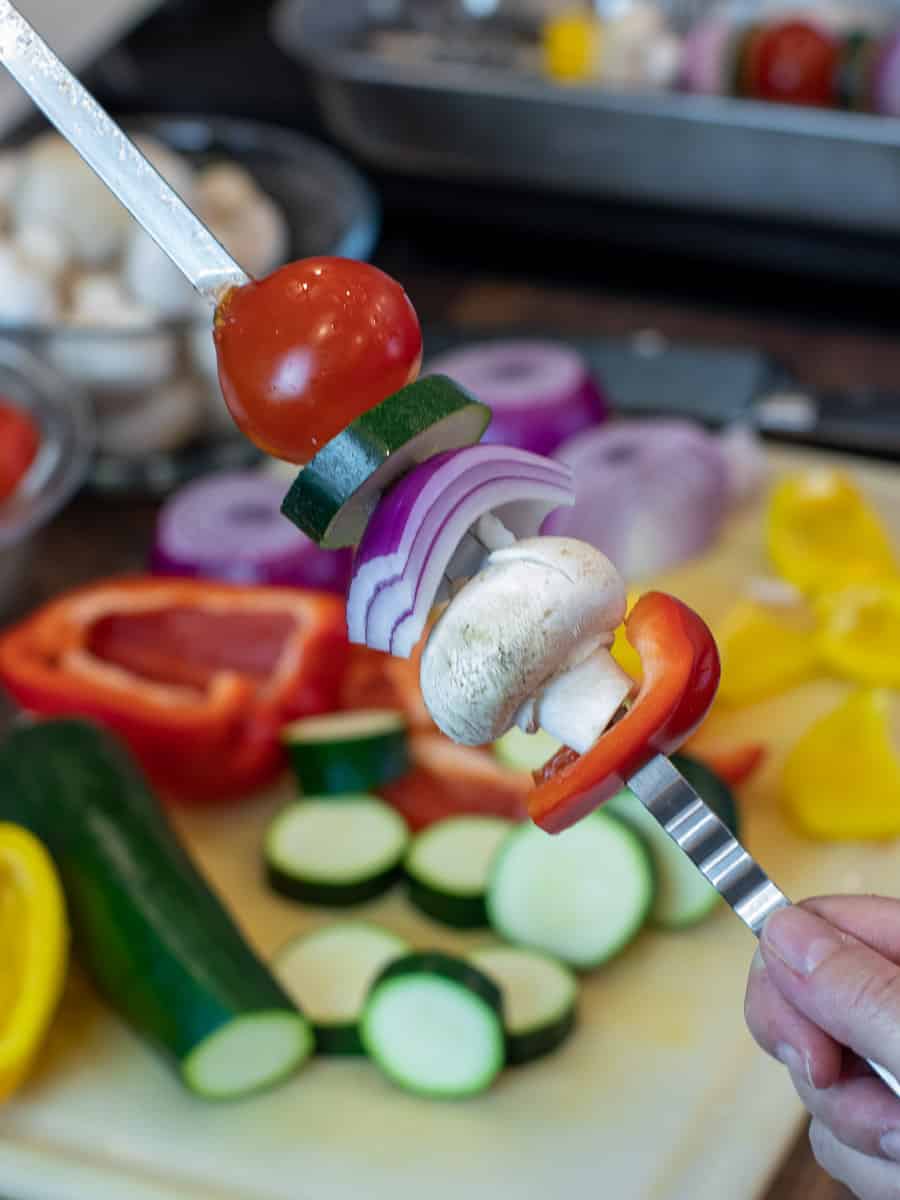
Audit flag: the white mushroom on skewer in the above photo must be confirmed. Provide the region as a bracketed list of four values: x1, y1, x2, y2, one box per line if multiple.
[420, 537, 636, 752]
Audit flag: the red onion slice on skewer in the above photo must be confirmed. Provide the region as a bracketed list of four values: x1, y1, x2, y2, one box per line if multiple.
[347, 446, 574, 658]
[151, 471, 352, 593]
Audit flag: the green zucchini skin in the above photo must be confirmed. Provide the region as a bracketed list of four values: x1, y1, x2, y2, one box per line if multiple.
[370, 952, 503, 1014]
[265, 862, 402, 908]
[405, 877, 488, 929]
[283, 712, 409, 796]
[505, 1004, 577, 1067]
[281, 375, 491, 547]
[0, 720, 310, 1093]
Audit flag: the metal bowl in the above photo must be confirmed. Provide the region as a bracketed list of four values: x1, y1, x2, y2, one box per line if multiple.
[0, 342, 94, 616]
[1, 114, 381, 496]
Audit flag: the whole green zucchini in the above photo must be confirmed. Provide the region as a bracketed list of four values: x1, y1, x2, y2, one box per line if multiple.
[0, 719, 312, 1100]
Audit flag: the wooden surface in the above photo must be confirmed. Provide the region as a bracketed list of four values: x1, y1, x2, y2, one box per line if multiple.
[7, 271, 892, 1200]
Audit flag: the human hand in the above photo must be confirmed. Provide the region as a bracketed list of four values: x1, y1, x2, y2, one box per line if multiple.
[745, 897, 900, 1199]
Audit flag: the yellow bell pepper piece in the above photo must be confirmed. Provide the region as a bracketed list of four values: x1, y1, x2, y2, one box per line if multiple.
[783, 690, 900, 840]
[716, 599, 820, 707]
[0, 823, 68, 1101]
[543, 9, 603, 82]
[767, 470, 897, 597]
[611, 588, 644, 683]
[817, 583, 900, 688]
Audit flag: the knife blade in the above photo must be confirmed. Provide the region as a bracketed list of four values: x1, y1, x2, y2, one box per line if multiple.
[627, 753, 900, 1100]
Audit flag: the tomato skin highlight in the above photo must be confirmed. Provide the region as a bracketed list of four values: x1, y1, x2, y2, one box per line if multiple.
[0, 401, 40, 503]
[214, 257, 423, 465]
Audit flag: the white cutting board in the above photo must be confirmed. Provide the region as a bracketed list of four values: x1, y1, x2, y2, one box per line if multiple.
[0, 0, 159, 140]
[3, 444, 900, 1200]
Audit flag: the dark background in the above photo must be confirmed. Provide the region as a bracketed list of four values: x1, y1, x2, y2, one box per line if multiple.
[76, 0, 900, 340]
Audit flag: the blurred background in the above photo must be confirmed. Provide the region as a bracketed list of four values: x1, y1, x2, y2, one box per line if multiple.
[4, 8, 900, 1200]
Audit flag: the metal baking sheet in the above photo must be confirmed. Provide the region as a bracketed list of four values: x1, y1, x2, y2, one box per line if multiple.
[272, 0, 900, 237]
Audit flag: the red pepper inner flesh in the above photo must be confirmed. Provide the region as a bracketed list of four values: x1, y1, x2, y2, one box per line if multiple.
[87, 609, 296, 691]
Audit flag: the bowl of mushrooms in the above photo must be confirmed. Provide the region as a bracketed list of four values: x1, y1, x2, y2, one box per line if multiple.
[0, 114, 381, 494]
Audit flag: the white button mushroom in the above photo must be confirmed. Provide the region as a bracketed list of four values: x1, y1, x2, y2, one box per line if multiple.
[12, 133, 132, 265]
[196, 163, 289, 278]
[0, 239, 60, 325]
[122, 227, 196, 320]
[96, 377, 205, 457]
[420, 537, 635, 750]
[121, 137, 197, 318]
[0, 152, 21, 233]
[48, 272, 176, 393]
[13, 223, 72, 282]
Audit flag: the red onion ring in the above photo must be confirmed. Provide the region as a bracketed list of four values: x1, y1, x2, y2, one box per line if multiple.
[543, 420, 730, 581]
[347, 445, 574, 657]
[425, 340, 608, 457]
[151, 470, 352, 593]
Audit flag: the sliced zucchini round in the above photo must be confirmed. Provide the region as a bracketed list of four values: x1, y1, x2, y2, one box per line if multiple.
[361, 951, 505, 1098]
[607, 754, 739, 931]
[493, 726, 563, 774]
[281, 375, 491, 548]
[673, 753, 740, 839]
[468, 945, 577, 1066]
[182, 1011, 314, 1101]
[273, 922, 410, 1055]
[265, 796, 409, 907]
[282, 709, 409, 796]
[486, 812, 653, 969]
[404, 815, 516, 928]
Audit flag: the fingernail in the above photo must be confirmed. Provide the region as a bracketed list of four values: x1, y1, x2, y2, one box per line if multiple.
[762, 907, 842, 977]
[776, 1042, 815, 1088]
[880, 1130, 900, 1162]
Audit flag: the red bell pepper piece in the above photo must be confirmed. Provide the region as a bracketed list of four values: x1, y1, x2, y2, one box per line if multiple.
[381, 735, 529, 831]
[530, 592, 720, 834]
[686, 741, 766, 787]
[0, 576, 347, 803]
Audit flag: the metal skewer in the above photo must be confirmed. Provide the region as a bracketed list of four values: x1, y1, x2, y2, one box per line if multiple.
[628, 753, 900, 1100]
[0, 0, 248, 306]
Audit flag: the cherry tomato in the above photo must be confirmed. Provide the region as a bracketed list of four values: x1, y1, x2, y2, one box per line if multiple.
[745, 19, 839, 108]
[214, 257, 423, 465]
[0, 401, 40, 503]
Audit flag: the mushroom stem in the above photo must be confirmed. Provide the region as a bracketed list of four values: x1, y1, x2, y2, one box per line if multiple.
[517, 646, 636, 755]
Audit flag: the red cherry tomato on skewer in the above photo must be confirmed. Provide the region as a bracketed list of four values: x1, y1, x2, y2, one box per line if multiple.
[214, 257, 423, 465]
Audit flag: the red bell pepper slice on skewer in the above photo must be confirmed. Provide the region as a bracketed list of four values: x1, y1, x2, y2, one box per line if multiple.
[0, 576, 347, 804]
[530, 592, 721, 834]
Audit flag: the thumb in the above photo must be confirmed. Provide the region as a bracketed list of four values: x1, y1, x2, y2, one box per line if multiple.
[761, 905, 900, 1079]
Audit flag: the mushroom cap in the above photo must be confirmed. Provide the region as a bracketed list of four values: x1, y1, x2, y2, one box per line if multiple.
[420, 536, 627, 746]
